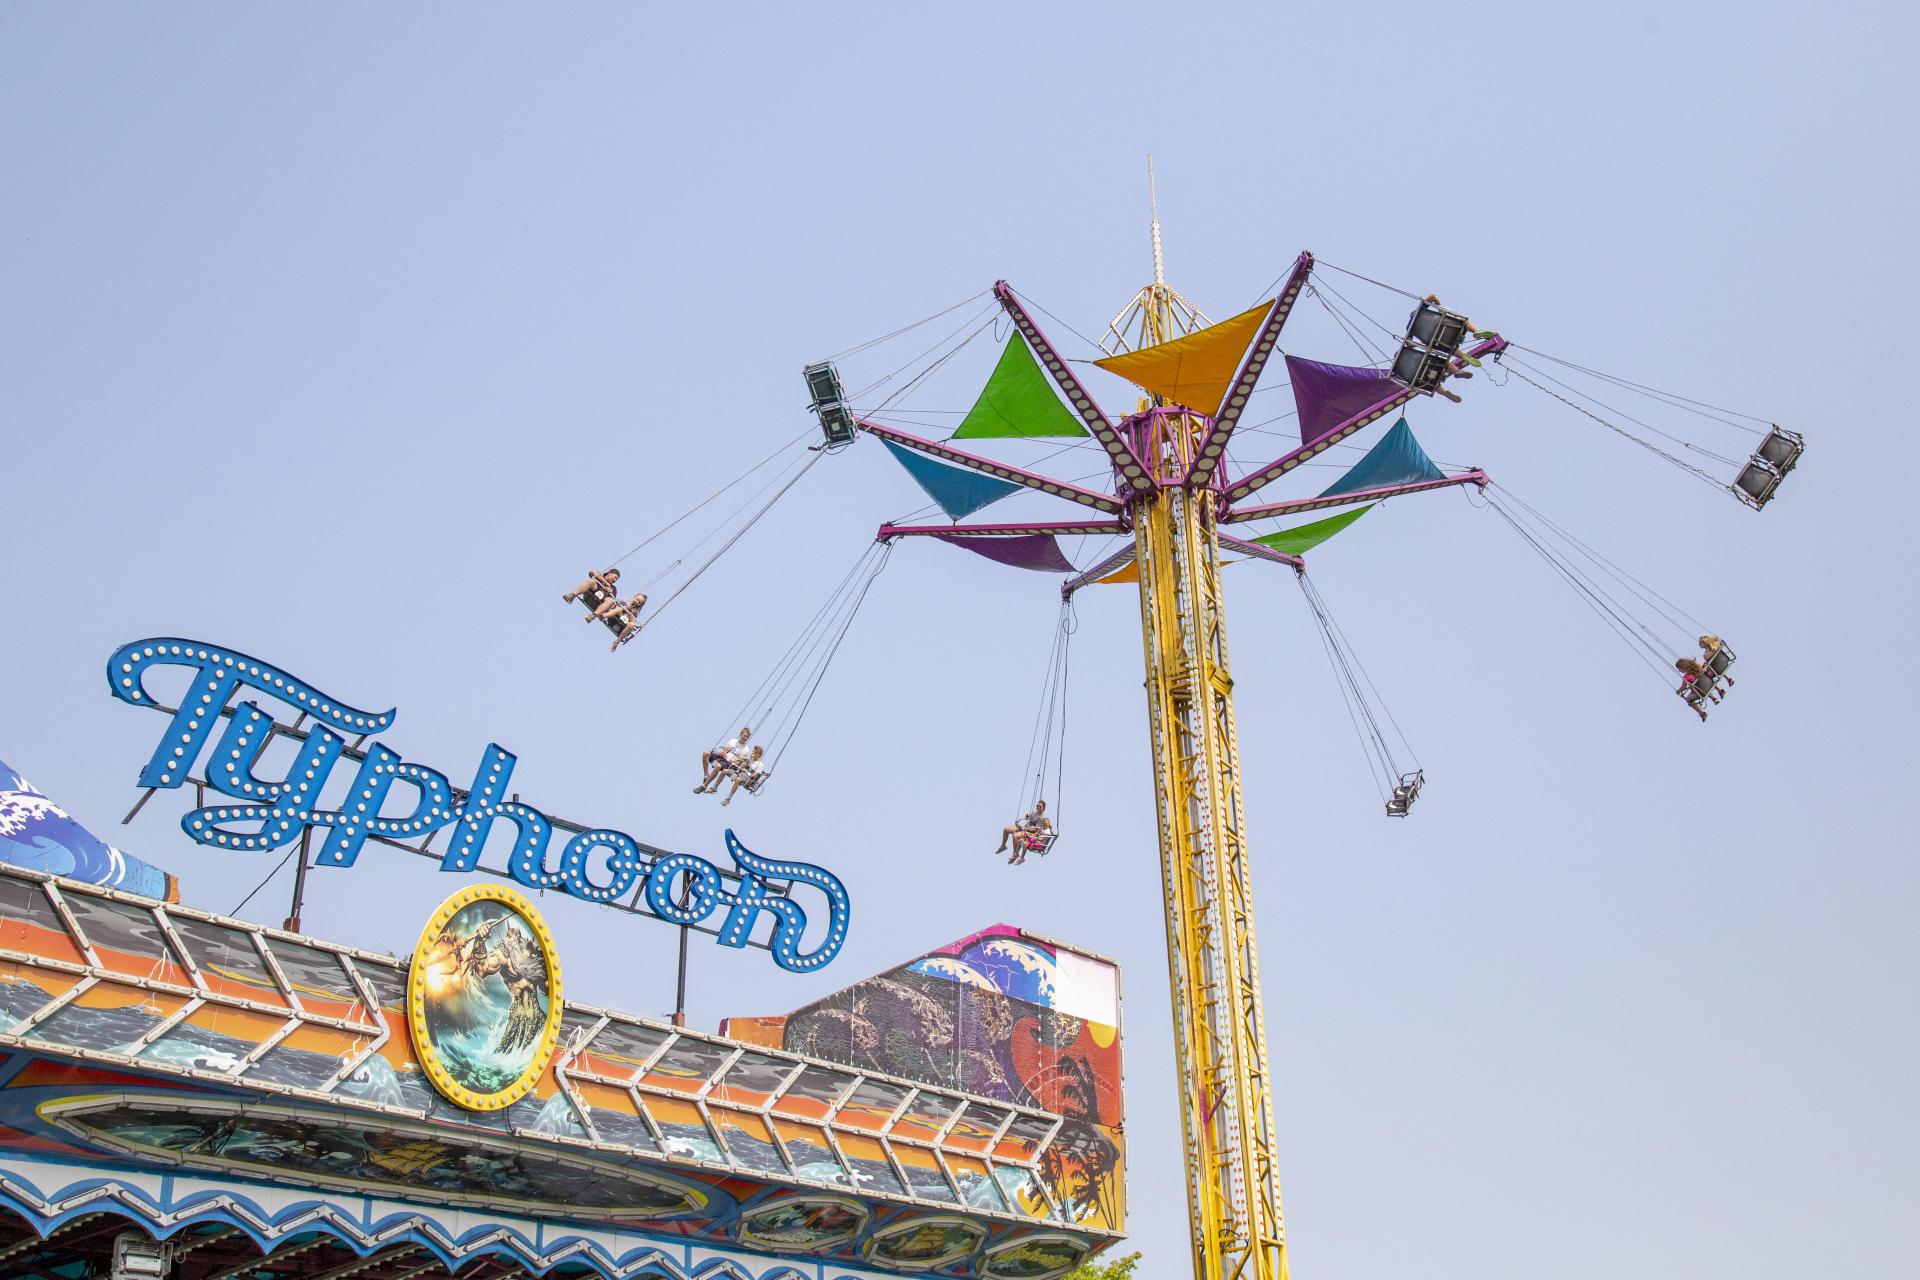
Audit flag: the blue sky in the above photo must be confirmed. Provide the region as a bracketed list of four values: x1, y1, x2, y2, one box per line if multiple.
[3, 5, 1913, 1277]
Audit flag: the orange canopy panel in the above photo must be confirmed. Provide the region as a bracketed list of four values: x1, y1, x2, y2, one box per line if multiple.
[1093, 300, 1271, 412]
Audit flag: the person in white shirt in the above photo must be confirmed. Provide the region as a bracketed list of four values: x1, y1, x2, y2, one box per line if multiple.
[697, 727, 752, 793]
[719, 745, 768, 806]
[995, 799, 1051, 862]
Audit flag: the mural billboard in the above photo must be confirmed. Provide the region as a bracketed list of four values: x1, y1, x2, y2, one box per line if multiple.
[724, 925, 1126, 1234]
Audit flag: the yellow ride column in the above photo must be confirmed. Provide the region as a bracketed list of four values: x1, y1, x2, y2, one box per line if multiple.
[1132, 401, 1287, 1280]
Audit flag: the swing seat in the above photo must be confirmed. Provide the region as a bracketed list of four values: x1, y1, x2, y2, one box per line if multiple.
[1703, 643, 1735, 679]
[573, 585, 614, 614]
[804, 361, 858, 446]
[1385, 770, 1423, 818]
[1013, 829, 1056, 856]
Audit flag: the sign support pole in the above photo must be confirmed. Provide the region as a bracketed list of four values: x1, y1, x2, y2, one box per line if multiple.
[284, 830, 312, 933]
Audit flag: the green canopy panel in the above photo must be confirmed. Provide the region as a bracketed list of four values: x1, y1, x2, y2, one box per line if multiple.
[952, 332, 1089, 439]
[1249, 503, 1372, 556]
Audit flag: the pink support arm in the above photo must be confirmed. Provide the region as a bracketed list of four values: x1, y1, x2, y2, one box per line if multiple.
[855, 418, 1123, 515]
[1061, 544, 1140, 598]
[993, 281, 1155, 497]
[1186, 251, 1313, 489]
[1218, 534, 1305, 570]
[1221, 470, 1489, 524]
[1222, 336, 1508, 506]
[878, 519, 1127, 540]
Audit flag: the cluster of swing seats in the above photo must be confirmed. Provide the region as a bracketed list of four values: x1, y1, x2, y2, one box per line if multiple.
[1385, 769, 1424, 819]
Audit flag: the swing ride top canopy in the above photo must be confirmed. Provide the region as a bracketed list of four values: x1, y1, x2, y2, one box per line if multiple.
[859, 257, 1501, 576]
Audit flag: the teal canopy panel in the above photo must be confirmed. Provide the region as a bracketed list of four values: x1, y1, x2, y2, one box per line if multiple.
[881, 439, 1023, 520]
[1317, 418, 1445, 498]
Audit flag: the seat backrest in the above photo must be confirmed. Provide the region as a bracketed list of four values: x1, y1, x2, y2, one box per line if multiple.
[1707, 647, 1734, 676]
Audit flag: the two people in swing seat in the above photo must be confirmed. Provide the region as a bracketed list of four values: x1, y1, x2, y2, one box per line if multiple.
[564, 568, 647, 652]
[1676, 634, 1734, 720]
[696, 726, 768, 805]
[995, 799, 1053, 866]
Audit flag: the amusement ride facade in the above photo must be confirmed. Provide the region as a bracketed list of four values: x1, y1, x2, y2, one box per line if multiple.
[0, 193, 1800, 1280]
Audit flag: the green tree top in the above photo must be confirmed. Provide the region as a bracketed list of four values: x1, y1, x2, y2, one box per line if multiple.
[1062, 1250, 1142, 1280]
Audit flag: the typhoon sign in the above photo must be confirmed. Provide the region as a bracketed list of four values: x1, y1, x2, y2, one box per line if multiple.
[107, 638, 849, 972]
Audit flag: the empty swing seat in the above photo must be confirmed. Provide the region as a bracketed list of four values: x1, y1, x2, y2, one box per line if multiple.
[803, 361, 858, 446]
[1385, 770, 1423, 818]
[1731, 426, 1804, 510]
[1391, 300, 1471, 393]
[1406, 301, 1469, 357]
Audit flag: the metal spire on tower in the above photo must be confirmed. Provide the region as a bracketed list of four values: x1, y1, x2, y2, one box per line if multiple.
[1149, 154, 1166, 287]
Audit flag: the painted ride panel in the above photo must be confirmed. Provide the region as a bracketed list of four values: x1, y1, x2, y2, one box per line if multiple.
[0, 866, 1119, 1279]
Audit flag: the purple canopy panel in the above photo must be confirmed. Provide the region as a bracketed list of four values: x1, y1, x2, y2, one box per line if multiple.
[1287, 355, 1401, 447]
[934, 532, 1077, 573]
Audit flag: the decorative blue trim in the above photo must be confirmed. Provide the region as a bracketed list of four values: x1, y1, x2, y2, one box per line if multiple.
[0, 1159, 898, 1280]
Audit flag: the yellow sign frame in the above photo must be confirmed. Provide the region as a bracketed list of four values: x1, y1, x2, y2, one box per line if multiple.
[407, 883, 565, 1112]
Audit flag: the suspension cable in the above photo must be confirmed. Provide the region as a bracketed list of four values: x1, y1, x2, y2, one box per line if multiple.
[1507, 354, 1741, 464]
[1315, 276, 1407, 347]
[1296, 571, 1405, 798]
[846, 302, 999, 406]
[1506, 342, 1772, 433]
[755, 544, 882, 734]
[726, 542, 880, 734]
[607, 426, 814, 568]
[1310, 286, 1390, 367]
[1502, 358, 1729, 490]
[766, 540, 894, 770]
[1018, 601, 1073, 818]
[825, 289, 992, 362]
[641, 447, 825, 628]
[1314, 260, 1423, 301]
[1481, 490, 1677, 683]
[1490, 483, 1710, 636]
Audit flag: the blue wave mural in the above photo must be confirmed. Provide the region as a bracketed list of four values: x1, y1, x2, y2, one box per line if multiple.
[0, 758, 175, 901]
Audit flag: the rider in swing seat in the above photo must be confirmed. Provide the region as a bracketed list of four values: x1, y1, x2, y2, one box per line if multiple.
[697, 727, 752, 793]
[564, 567, 621, 608]
[996, 799, 1052, 865]
[718, 745, 767, 806]
[1675, 657, 1711, 720]
[590, 592, 649, 651]
[1698, 634, 1735, 682]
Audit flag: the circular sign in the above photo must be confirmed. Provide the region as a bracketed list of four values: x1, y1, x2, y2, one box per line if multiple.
[407, 884, 564, 1111]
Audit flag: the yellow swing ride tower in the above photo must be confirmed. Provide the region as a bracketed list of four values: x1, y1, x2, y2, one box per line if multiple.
[1113, 199, 1287, 1280]
[839, 168, 1505, 1280]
